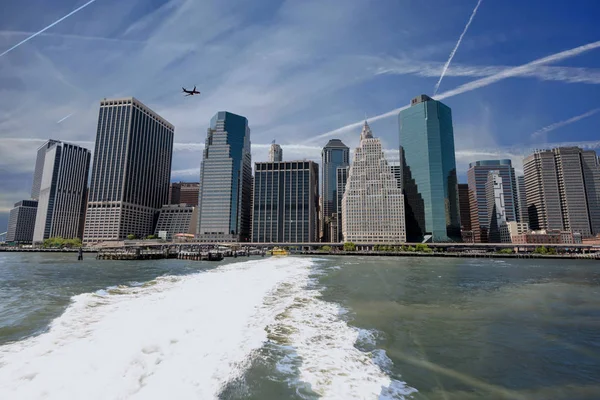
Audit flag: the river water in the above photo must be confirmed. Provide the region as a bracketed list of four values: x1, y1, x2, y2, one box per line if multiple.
[0, 253, 599, 399]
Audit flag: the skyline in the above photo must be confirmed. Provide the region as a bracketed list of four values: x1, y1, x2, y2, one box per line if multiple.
[1, 0, 600, 230]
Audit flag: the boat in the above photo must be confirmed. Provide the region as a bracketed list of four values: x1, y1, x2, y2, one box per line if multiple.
[268, 247, 289, 256]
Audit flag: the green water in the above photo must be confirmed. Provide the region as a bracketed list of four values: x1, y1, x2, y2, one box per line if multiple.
[1, 253, 599, 399]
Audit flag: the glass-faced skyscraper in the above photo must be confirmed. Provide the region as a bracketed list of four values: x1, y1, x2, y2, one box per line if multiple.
[467, 159, 518, 243]
[321, 139, 349, 242]
[197, 111, 252, 242]
[83, 97, 174, 242]
[399, 94, 460, 242]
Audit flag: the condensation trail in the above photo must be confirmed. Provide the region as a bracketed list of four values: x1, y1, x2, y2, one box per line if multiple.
[308, 40, 600, 143]
[57, 113, 73, 124]
[531, 108, 600, 138]
[0, 0, 98, 58]
[433, 0, 484, 95]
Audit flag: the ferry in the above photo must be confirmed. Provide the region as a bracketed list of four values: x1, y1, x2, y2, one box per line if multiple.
[268, 247, 289, 256]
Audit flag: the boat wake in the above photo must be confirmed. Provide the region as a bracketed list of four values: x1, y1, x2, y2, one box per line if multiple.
[0, 257, 416, 400]
[0, 257, 311, 399]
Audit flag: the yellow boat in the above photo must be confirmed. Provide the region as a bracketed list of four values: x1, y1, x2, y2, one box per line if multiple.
[268, 247, 289, 256]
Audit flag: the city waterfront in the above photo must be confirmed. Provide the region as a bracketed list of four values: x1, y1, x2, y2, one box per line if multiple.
[1, 253, 599, 399]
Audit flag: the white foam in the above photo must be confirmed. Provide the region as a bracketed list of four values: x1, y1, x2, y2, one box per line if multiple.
[271, 278, 417, 399]
[0, 257, 312, 400]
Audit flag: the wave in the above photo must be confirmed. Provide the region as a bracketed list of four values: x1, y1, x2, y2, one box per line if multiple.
[267, 276, 417, 399]
[0, 257, 313, 400]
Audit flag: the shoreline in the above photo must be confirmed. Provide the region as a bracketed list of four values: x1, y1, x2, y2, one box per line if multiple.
[1, 248, 599, 261]
[296, 250, 600, 260]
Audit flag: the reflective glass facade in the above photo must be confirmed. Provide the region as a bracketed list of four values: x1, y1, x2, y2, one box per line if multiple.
[466, 159, 518, 243]
[321, 139, 349, 241]
[197, 112, 252, 242]
[399, 95, 460, 242]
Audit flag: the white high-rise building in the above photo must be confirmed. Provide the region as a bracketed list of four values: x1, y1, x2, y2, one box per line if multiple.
[342, 122, 405, 244]
[33, 141, 91, 243]
[268, 142, 282, 162]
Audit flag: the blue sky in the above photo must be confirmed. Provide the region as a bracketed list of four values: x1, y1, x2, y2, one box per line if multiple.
[1, 0, 600, 233]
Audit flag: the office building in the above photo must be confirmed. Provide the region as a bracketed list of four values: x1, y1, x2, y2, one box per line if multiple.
[399, 94, 460, 242]
[524, 147, 600, 237]
[33, 141, 91, 242]
[83, 97, 174, 242]
[268, 142, 283, 162]
[252, 160, 319, 243]
[31, 140, 59, 200]
[154, 204, 197, 241]
[342, 122, 405, 244]
[6, 200, 38, 243]
[467, 159, 518, 242]
[321, 139, 349, 242]
[485, 171, 507, 243]
[390, 164, 402, 189]
[169, 182, 200, 206]
[500, 221, 529, 243]
[333, 166, 349, 242]
[197, 111, 252, 242]
[516, 175, 528, 224]
[458, 183, 473, 242]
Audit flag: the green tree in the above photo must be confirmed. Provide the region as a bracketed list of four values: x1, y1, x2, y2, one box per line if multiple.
[343, 242, 356, 251]
[146, 234, 158, 240]
[127, 234, 136, 240]
[497, 248, 513, 254]
[321, 245, 331, 252]
[415, 243, 432, 253]
[534, 246, 548, 255]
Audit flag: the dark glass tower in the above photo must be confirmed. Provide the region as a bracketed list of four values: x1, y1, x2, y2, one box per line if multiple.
[83, 97, 174, 242]
[399, 94, 460, 242]
[197, 111, 252, 242]
[252, 161, 319, 243]
[321, 139, 349, 242]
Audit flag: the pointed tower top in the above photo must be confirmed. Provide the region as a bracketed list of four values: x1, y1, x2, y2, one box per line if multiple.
[360, 120, 373, 140]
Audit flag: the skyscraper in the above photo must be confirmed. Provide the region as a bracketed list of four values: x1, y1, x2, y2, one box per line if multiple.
[7, 200, 38, 244]
[399, 94, 460, 242]
[252, 160, 319, 243]
[197, 111, 252, 242]
[168, 182, 200, 206]
[31, 139, 59, 200]
[457, 184, 472, 241]
[33, 141, 91, 242]
[467, 159, 518, 242]
[516, 175, 528, 224]
[389, 164, 402, 189]
[342, 122, 405, 244]
[333, 166, 349, 242]
[268, 142, 283, 162]
[83, 97, 174, 242]
[485, 171, 507, 243]
[321, 139, 349, 242]
[524, 147, 600, 237]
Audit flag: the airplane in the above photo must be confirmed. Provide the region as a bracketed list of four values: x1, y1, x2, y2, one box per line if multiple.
[182, 86, 200, 96]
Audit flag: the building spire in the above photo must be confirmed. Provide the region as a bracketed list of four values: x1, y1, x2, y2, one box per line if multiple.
[360, 120, 373, 140]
